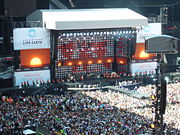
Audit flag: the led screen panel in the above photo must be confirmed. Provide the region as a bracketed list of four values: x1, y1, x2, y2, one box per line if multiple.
[20, 49, 50, 68]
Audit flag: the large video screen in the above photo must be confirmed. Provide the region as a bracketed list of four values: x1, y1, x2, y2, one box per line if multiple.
[132, 43, 156, 61]
[20, 49, 50, 68]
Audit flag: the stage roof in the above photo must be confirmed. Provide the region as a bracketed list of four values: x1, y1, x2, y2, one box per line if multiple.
[26, 8, 148, 30]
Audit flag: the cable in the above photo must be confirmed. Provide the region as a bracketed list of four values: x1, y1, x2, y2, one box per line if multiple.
[69, 0, 75, 8]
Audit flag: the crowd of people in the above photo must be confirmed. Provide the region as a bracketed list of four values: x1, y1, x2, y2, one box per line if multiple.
[135, 82, 180, 131]
[0, 92, 151, 135]
[0, 78, 180, 134]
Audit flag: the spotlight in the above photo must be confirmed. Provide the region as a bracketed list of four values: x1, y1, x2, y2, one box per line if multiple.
[164, 76, 169, 83]
[57, 62, 62, 67]
[67, 62, 73, 66]
[107, 59, 112, 63]
[98, 60, 102, 64]
[66, 33, 69, 37]
[88, 60, 93, 64]
[91, 47, 95, 51]
[78, 61, 83, 65]
[119, 60, 124, 64]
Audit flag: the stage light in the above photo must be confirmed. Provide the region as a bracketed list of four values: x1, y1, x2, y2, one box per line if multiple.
[164, 76, 169, 83]
[107, 59, 112, 63]
[57, 62, 62, 67]
[78, 61, 83, 65]
[119, 60, 124, 64]
[91, 47, 95, 51]
[30, 57, 42, 66]
[88, 60, 93, 64]
[67, 62, 73, 66]
[98, 60, 102, 64]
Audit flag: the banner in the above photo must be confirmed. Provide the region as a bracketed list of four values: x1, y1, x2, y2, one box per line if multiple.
[13, 28, 50, 50]
[14, 70, 50, 86]
[137, 23, 162, 43]
[130, 62, 157, 76]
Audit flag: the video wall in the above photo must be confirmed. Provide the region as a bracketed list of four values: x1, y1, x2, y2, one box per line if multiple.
[55, 29, 136, 78]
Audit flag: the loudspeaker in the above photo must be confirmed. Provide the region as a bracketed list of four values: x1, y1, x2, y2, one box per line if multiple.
[0, 0, 4, 15]
[0, 78, 13, 88]
[164, 54, 177, 65]
[145, 35, 179, 54]
[14, 51, 20, 69]
[160, 77, 167, 114]
[127, 37, 136, 55]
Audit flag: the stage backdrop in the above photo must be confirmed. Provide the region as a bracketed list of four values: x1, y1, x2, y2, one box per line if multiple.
[13, 27, 50, 50]
[14, 69, 50, 86]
